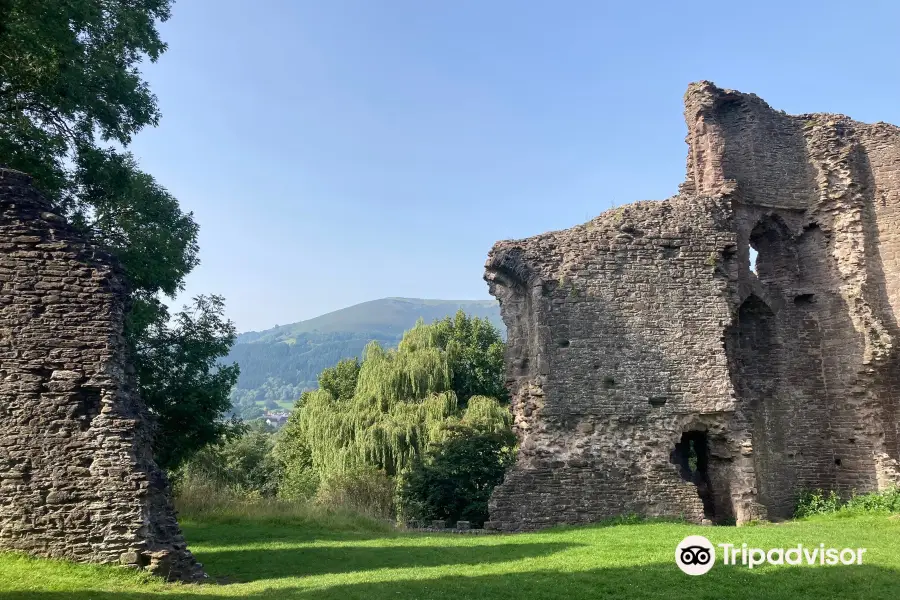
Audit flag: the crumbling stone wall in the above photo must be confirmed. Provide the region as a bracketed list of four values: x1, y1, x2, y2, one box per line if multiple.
[0, 169, 203, 580]
[485, 82, 900, 530]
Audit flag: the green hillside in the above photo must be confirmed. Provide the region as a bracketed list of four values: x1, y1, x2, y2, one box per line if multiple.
[237, 298, 503, 343]
[227, 298, 504, 419]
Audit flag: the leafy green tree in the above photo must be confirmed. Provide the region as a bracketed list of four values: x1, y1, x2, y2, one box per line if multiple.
[0, 0, 170, 205]
[179, 421, 282, 498]
[137, 295, 240, 470]
[427, 310, 508, 405]
[0, 0, 239, 468]
[397, 425, 516, 526]
[282, 315, 511, 481]
[273, 391, 319, 500]
[270, 359, 362, 500]
[318, 358, 361, 401]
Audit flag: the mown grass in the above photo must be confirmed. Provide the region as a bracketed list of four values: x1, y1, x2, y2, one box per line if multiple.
[1, 513, 899, 599]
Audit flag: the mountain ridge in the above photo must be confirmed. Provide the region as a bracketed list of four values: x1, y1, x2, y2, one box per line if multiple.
[236, 297, 503, 344]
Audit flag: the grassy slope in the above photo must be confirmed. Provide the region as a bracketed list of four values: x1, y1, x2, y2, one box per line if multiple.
[2, 514, 899, 599]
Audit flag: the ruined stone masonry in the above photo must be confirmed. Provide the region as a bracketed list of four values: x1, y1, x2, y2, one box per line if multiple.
[0, 169, 204, 580]
[484, 82, 900, 530]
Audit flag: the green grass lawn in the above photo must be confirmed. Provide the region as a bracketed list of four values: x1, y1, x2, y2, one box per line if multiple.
[2, 513, 899, 599]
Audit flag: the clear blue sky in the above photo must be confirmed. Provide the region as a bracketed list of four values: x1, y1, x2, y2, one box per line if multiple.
[129, 0, 900, 332]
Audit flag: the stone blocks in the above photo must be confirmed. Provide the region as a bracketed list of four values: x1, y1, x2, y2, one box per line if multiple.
[0, 169, 203, 580]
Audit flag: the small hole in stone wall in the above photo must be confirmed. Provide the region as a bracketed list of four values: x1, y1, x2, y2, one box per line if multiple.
[602, 376, 616, 388]
[717, 97, 744, 115]
[73, 386, 102, 432]
[834, 458, 842, 467]
[558, 339, 570, 348]
[748, 247, 758, 274]
[660, 245, 679, 259]
[649, 397, 667, 407]
[849, 438, 856, 444]
[31, 367, 53, 389]
[794, 293, 815, 305]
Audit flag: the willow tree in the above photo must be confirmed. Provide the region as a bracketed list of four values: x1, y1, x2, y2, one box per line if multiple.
[277, 314, 511, 489]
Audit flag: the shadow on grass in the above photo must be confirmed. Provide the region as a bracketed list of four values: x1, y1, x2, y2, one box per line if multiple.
[7, 563, 900, 600]
[196, 541, 578, 581]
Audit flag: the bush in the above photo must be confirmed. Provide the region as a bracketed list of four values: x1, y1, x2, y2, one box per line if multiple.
[272, 394, 321, 500]
[794, 487, 900, 518]
[278, 462, 320, 502]
[794, 489, 843, 518]
[397, 426, 516, 527]
[174, 421, 283, 498]
[314, 466, 395, 520]
[843, 487, 900, 514]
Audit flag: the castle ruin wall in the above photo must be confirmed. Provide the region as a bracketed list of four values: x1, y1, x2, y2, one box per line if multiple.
[485, 82, 900, 530]
[0, 169, 203, 580]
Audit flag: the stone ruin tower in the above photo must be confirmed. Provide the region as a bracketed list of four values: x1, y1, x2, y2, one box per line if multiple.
[485, 82, 900, 530]
[0, 169, 203, 579]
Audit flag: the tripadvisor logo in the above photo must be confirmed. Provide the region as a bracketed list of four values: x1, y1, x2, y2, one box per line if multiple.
[676, 535, 715, 575]
[675, 535, 867, 575]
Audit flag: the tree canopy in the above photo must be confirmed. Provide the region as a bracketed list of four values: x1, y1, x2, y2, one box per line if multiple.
[275, 312, 512, 487]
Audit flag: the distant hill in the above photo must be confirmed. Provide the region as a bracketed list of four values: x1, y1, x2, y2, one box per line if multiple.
[226, 298, 504, 419]
[237, 298, 503, 343]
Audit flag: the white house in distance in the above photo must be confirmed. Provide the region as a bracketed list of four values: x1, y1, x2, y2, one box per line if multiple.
[263, 410, 290, 428]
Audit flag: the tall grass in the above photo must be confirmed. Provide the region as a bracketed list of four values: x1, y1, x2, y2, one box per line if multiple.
[174, 479, 395, 532]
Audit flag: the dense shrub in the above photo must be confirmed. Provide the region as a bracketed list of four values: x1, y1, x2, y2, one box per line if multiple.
[314, 466, 395, 520]
[273, 393, 321, 500]
[397, 426, 516, 526]
[175, 421, 282, 498]
[843, 487, 900, 513]
[794, 487, 900, 518]
[276, 438, 320, 501]
[794, 489, 842, 518]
